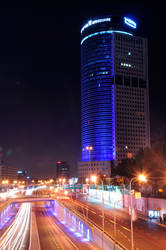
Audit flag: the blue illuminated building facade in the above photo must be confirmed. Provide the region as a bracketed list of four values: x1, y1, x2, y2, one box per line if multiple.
[78, 15, 150, 180]
[81, 30, 115, 162]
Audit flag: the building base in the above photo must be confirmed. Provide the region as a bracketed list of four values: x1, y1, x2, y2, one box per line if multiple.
[77, 160, 113, 183]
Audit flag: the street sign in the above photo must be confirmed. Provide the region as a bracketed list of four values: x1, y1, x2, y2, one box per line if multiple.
[63, 184, 83, 190]
[135, 192, 141, 199]
[74, 184, 82, 190]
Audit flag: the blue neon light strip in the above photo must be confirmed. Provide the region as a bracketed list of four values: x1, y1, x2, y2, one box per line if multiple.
[81, 18, 111, 33]
[81, 30, 133, 45]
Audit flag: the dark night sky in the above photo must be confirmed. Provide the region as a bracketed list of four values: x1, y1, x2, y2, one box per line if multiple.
[0, 1, 164, 177]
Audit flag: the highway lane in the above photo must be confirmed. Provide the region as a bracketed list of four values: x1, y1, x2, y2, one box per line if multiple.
[0, 202, 31, 250]
[35, 202, 99, 250]
[60, 196, 166, 250]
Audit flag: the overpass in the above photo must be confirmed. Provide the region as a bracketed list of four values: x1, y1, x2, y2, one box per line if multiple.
[11, 197, 54, 203]
[0, 196, 126, 250]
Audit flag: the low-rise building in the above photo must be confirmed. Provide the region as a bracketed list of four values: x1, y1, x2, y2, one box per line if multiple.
[56, 161, 70, 179]
[0, 161, 17, 181]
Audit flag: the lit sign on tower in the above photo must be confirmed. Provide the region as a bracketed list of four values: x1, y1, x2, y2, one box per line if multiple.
[81, 18, 111, 33]
[124, 17, 137, 29]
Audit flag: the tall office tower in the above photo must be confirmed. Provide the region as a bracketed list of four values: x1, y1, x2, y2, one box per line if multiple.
[78, 15, 150, 180]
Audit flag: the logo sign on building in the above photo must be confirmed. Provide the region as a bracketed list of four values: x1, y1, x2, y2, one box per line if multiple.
[124, 17, 137, 29]
[81, 18, 111, 33]
[135, 192, 141, 199]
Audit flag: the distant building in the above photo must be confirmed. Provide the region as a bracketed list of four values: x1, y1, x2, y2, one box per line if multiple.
[78, 15, 150, 180]
[56, 161, 70, 179]
[17, 170, 27, 181]
[0, 160, 17, 180]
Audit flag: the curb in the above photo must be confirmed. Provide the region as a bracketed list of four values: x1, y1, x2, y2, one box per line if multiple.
[138, 215, 166, 228]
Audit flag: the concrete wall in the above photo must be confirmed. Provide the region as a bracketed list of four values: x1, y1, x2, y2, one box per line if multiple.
[123, 194, 166, 216]
[0, 203, 15, 229]
[93, 227, 124, 250]
[89, 188, 166, 217]
[89, 188, 123, 208]
[50, 200, 125, 250]
[51, 200, 93, 242]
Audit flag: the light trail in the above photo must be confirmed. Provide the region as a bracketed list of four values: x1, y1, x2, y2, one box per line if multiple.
[25, 186, 46, 196]
[42, 208, 79, 250]
[0, 203, 31, 250]
[0, 188, 25, 200]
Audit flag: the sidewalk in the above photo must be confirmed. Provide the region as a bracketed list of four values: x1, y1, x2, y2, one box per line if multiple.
[138, 213, 166, 228]
[80, 194, 166, 229]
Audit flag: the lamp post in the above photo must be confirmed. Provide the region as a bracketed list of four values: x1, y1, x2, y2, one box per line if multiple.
[129, 177, 135, 250]
[129, 174, 147, 250]
[85, 146, 93, 161]
[85, 178, 89, 195]
[113, 199, 122, 237]
[91, 175, 105, 249]
[85, 177, 89, 222]
[59, 178, 62, 189]
[91, 176, 120, 235]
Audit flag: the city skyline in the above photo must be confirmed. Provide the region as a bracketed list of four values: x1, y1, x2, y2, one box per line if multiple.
[0, 3, 164, 177]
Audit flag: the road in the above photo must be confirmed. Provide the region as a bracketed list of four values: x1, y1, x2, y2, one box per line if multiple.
[0, 202, 31, 250]
[2, 191, 165, 250]
[35, 202, 99, 250]
[0, 198, 99, 250]
[60, 195, 166, 250]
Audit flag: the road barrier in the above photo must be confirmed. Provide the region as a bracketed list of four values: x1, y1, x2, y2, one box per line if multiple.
[93, 227, 125, 250]
[0, 202, 16, 230]
[50, 200, 93, 242]
[50, 200, 126, 250]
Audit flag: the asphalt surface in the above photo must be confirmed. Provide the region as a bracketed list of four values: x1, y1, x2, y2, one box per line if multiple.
[61, 195, 166, 250]
[35, 202, 99, 250]
[1, 191, 166, 250]
[0, 203, 31, 250]
[0, 198, 99, 250]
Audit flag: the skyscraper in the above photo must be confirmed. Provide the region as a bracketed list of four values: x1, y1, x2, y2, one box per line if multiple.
[78, 15, 150, 180]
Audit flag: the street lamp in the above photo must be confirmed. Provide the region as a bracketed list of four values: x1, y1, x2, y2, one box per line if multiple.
[63, 178, 66, 183]
[86, 146, 93, 161]
[91, 175, 97, 184]
[138, 174, 147, 182]
[129, 174, 147, 250]
[85, 177, 89, 183]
